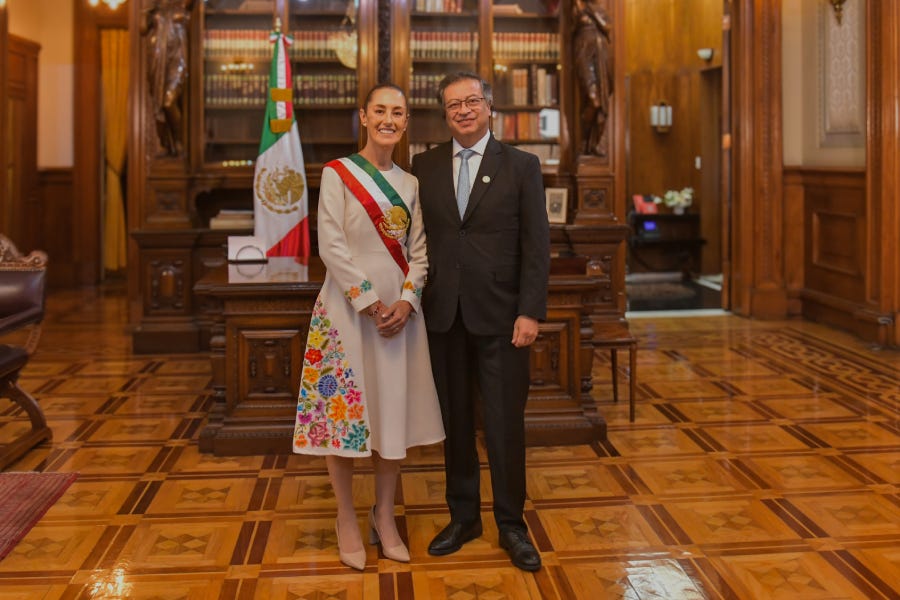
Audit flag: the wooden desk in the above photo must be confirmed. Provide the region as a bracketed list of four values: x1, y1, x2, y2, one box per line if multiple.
[194, 258, 607, 455]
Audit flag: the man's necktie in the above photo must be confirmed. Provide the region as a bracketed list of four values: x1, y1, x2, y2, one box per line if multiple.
[456, 148, 475, 218]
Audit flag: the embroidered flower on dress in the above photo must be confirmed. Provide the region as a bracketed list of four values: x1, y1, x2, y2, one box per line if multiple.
[317, 374, 338, 398]
[403, 280, 423, 298]
[344, 279, 373, 301]
[348, 403, 364, 420]
[305, 348, 323, 365]
[293, 298, 369, 454]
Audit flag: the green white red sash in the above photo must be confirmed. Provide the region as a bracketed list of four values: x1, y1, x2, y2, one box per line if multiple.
[326, 155, 411, 275]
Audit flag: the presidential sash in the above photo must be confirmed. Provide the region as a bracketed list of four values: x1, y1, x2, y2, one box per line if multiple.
[326, 155, 411, 275]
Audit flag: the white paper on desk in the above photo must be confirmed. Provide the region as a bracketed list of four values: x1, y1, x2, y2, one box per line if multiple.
[227, 235, 267, 262]
[227, 257, 309, 284]
[228, 262, 268, 283]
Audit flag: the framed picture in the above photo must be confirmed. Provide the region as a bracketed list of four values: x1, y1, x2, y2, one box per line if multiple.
[545, 187, 568, 224]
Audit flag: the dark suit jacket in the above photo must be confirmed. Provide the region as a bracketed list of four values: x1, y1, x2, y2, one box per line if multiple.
[411, 136, 550, 336]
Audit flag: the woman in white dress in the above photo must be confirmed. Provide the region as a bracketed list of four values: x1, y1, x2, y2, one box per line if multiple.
[293, 84, 444, 570]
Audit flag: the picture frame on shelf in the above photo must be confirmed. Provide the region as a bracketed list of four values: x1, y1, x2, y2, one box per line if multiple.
[545, 187, 568, 224]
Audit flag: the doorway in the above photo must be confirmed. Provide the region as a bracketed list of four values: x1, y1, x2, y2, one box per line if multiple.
[622, 0, 728, 313]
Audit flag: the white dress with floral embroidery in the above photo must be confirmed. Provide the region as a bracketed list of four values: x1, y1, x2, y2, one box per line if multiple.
[293, 162, 445, 459]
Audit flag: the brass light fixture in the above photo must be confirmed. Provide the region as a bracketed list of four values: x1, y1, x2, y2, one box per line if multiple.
[829, 0, 847, 25]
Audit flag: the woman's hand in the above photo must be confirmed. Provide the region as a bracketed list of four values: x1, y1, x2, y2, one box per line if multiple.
[375, 300, 413, 338]
[363, 300, 388, 323]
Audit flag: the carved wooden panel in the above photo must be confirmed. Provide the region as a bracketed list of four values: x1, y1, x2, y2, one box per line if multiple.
[803, 170, 867, 302]
[144, 252, 191, 315]
[239, 329, 303, 401]
[145, 181, 192, 228]
[574, 176, 616, 223]
[529, 321, 570, 396]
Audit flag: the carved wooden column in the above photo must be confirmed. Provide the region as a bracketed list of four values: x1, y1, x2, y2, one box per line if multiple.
[730, 0, 787, 318]
[0, 3, 7, 233]
[569, 0, 628, 328]
[866, 0, 900, 346]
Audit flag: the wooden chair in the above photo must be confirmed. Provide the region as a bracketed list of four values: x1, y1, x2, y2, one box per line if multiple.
[0, 234, 51, 469]
[595, 319, 637, 422]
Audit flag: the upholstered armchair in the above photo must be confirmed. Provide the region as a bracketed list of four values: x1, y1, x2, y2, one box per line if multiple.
[0, 234, 51, 469]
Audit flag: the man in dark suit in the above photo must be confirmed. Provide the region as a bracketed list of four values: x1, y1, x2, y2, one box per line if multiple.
[411, 72, 550, 572]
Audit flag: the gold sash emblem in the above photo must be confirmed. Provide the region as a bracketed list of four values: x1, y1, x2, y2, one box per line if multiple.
[378, 206, 409, 240]
[255, 166, 305, 214]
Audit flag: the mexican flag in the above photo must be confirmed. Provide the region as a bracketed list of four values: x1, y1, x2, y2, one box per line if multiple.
[253, 30, 310, 261]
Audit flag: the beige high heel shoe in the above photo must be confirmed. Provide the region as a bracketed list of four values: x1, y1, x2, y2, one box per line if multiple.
[368, 506, 410, 562]
[335, 520, 366, 571]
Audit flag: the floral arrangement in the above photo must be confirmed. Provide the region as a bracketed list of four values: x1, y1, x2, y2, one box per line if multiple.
[653, 187, 694, 212]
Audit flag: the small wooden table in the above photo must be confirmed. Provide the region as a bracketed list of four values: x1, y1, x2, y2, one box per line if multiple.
[194, 257, 607, 455]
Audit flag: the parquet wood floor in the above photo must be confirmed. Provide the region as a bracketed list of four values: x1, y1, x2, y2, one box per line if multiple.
[0, 284, 898, 599]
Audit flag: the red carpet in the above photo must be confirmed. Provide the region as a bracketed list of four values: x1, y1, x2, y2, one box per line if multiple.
[0, 472, 77, 561]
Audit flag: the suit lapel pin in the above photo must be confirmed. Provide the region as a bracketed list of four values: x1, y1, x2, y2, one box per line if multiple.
[482, 175, 491, 183]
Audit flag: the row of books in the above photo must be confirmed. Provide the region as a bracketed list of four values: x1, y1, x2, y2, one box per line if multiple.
[492, 32, 560, 61]
[491, 110, 559, 141]
[412, 138, 558, 166]
[411, 32, 478, 61]
[204, 74, 357, 107]
[494, 65, 559, 107]
[410, 74, 445, 106]
[204, 30, 355, 62]
[414, 0, 465, 12]
[203, 30, 558, 63]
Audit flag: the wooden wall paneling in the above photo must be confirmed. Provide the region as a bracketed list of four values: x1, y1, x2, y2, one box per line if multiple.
[866, 0, 900, 347]
[37, 168, 76, 288]
[73, 2, 102, 285]
[698, 66, 722, 275]
[782, 167, 805, 316]
[730, 0, 786, 318]
[804, 171, 866, 301]
[720, 1, 732, 308]
[4, 35, 39, 254]
[782, 167, 877, 340]
[0, 4, 8, 243]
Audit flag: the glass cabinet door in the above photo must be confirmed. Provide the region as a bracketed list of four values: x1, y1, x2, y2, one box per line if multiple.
[288, 0, 365, 166]
[490, 0, 561, 172]
[406, 0, 484, 157]
[201, 0, 277, 168]
[200, 0, 367, 170]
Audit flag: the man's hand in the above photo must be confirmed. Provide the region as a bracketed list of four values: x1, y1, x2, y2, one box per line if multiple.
[511, 315, 539, 348]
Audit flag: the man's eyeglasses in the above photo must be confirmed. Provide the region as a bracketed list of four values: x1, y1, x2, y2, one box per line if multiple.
[444, 96, 485, 113]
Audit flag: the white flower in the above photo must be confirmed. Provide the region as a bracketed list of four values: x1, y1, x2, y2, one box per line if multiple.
[662, 187, 693, 209]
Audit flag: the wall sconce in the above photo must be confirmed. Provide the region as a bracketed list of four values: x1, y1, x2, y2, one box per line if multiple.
[829, 0, 847, 25]
[88, 0, 127, 9]
[697, 48, 714, 62]
[650, 101, 672, 133]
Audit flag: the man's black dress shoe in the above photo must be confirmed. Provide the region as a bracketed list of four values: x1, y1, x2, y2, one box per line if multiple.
[499, 529, 541, 571]
[427, 520, 483, 556]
